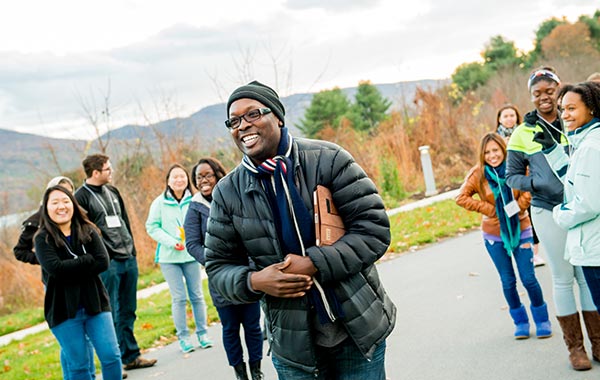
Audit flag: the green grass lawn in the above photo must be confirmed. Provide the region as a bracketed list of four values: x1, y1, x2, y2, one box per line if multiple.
[137, 269, 167, 291]
[0, 307, 45, 337]
[0, 280, 218, 380]
[0, 198, 481, 379]
[0, 268, 183, 337]
[387, 199, 480, 256]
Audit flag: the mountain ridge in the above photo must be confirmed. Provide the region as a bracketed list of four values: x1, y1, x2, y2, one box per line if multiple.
[0, 79, 446, 214]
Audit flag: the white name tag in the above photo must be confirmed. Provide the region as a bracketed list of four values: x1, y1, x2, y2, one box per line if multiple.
[106, 215, 122, 228]
[504, 200, 520, 218]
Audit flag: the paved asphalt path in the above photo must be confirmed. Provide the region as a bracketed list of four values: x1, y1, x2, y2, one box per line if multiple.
[121, 230, 599, 380]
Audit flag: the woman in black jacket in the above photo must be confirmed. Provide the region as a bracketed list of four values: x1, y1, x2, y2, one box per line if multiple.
[35, 185, 122, 380]
[14, 176, 75, 265]
[184, 157, 264, 380]
[13, 176, 101, 379]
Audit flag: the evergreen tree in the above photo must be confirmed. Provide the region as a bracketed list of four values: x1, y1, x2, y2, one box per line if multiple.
[483, 35, 522, 70]
[451, 62, 492, 93]
[579, 11, 600, 50]
[296, 88, 350, 138]
[347, 81, 392, 132]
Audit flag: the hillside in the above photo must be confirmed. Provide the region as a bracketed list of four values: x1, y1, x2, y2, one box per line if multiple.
[101, 79, 445, 144]
[1, 79, 445, 214]
[0, 129, 86, 212]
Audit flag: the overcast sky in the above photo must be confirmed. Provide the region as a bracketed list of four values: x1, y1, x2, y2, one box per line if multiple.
[1, 0, 597, 140]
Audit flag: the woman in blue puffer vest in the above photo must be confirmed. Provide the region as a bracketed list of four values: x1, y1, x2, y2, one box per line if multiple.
[184, 157, 264, 380]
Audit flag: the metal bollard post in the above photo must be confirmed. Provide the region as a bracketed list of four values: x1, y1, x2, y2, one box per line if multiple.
[418, 145, 438, 197]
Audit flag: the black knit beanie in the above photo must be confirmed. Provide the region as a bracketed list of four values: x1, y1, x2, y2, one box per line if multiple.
[227, 81, 285, 125]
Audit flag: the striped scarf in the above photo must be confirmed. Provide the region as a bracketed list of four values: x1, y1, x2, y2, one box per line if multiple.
[242, 129, 343, 324]
[497, 124, 514, 139]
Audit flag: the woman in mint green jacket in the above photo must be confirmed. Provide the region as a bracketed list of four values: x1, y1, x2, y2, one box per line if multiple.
[538, 82, 600, 366]
[545, 83, 600, 305]
[145, 163, 212, 353]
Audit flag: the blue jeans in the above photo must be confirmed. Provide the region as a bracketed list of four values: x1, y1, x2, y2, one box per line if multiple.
[61, 336, 95, 380]
[216, 302, 263, 366]
[101, 256, 141, 364]
[582, 266, 600, 313]
[160, 261, 208, 338]
[272, 339, 386, 380]
[51, 310, 122, 380]
[484, 237, 545, 309]
[531, 206, 595, 315]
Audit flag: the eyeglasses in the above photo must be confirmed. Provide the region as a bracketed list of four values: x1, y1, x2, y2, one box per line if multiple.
[196, 173, 215, 181]
[225, 108, 271, 130]
[100, 167, 113, 173]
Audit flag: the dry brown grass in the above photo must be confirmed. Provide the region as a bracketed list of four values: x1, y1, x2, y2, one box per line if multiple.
[0, 227, 44, 314]
[372, 112, 422, 191]
[317, 85, 481, 196]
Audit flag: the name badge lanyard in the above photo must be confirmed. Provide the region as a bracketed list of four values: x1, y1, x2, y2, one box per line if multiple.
[83, 185, 122, 228]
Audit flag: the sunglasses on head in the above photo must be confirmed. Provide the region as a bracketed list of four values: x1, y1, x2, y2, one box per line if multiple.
[528, 70, 561, 89]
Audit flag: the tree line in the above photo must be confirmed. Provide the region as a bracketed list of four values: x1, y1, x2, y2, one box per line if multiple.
[452, 10, 600, 94]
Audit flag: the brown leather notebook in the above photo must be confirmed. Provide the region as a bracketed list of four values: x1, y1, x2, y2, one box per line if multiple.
[314, 185, 345, 246]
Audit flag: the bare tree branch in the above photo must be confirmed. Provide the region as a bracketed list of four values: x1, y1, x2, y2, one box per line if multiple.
[73, 78, 116, 154]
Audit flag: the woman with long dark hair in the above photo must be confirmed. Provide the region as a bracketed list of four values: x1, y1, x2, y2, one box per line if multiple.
[506, 67, 599, 371]
[550, 82, 600, 300]
[15, 176, 102, 379]
[35, 185, 122, 380]
[145, 163, 212, 353]
[184, 157, 264, 380]
[457, 133, 551, 339]
[543, 81, 600, 362]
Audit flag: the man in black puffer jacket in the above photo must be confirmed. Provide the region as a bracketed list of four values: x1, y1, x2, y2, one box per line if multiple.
[205, 81, 396, 380]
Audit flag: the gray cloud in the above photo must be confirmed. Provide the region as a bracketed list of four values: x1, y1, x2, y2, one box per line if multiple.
[107, 20, 296, 71]
[110, 24, 240, 63]
[387, 0, 542, 58]
[1, 2, 597, 139]
[547, 0, 598, 6]
[284, 0, 381, 11]
[0, 51, 122, 83]
[0, 17, 302, 136]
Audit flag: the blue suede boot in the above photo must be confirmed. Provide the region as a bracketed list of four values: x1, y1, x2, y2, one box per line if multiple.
[531, 303, 553, 338]
[509, 305, 530, 339]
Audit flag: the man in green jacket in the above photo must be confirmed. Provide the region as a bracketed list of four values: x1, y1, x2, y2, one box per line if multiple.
[205, 81, 396, 380]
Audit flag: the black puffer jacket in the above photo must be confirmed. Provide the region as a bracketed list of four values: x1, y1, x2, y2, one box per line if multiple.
[205, 137, 396, 373]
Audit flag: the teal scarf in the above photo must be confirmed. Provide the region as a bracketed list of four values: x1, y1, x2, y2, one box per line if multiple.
[484, 163, 520, 255]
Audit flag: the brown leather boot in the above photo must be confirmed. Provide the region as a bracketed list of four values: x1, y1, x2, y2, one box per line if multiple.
[557, 313, 592, 371]
[582, 310, 600, 362]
